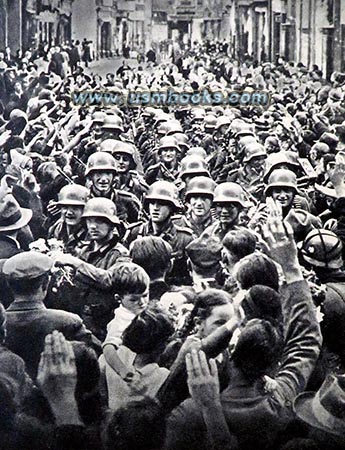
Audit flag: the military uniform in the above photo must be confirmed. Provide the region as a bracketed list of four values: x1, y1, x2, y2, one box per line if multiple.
[90, 187, 141, 224]
[116, 171, 149, 201]
[227, 167, 265, 201]
[48, 219, 87, 255]
[73, 237, 130, 340]
[125, 219, 194, 285]
[145, 162, 180, 186]
[172, 212, 215, 237]
[200, 220, 244, 243]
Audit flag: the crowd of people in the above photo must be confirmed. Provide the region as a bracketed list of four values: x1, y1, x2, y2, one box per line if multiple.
[0, 38, 345, 450]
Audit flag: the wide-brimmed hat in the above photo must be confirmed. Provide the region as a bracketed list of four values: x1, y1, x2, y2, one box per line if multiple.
[294, 374, 345, 438]
[0, 194, 32, 232]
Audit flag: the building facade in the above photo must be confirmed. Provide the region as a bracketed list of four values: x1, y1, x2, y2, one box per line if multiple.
[271, 0, 345, 78]
[0, 0, 73, 53]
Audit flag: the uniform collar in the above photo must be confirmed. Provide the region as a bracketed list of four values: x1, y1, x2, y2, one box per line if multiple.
[147, 219, 175, 237]
[88, 235, 119, 255]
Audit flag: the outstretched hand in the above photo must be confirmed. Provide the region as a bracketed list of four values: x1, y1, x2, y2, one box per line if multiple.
[262, 199, 301, 282]
[329, 158, 345, 197]
[186, 350, 220, 409]
[37, 331, 77, 406]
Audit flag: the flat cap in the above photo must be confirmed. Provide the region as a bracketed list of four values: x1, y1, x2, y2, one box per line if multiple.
[3, 251, 53, 279]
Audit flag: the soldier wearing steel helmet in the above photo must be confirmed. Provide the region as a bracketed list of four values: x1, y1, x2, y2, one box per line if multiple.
[111, 141, 148, 200]
[85, 151, 141, 224]
[227, 142, 267, 201]
[250, 169, 321, 242]
[125, 181, 194, 285]
[48, 184, 89, 255]
[200, 182, 248, 242]
[175, 155, 211, 199]
[173, 176, 217, 237]
[70, 197, 129, 340]
[145, 136, 181, 186]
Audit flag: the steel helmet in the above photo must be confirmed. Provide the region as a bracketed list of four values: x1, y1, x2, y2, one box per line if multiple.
[300, 229, 343, 269]
[174, 133, 190, 150]
[112, 141, 135, 156]
[142, 106, 156, 117]
[145, 181, 180, 209]
[186, 146, 208, 159]
[190, 108, 205, 124]
[102, 114, 124, 132]
[229, 118, 247, 133]
[213, 182, 247, 208]
[158, 136, 180, 154]
[243, 143, 267, 163]
[179, 156, 210, 180]
[165, 120, 183, 135]
[203, 114, 217, 130]
[91, 111, 106, 125]
[263, 151, 300, 182]
[185, 176, 217, 202]
[157, 121, 170, 136]
[112, 141, 136, 168]
[238, 135, 257, 150]
[265, 169, 298, 196]
[215, 115, 231, 131]
[57, 184, 89, 206]
[82, 198, 120, 224]
[99, 139, 118, 153]
[85, 152, 117, 176]
[154, 111, 171, 127]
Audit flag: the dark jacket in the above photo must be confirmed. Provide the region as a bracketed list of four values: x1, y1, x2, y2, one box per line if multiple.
[125, 219, 194, 285]
[165, 280, 322, 450]
[5, 301, 94, 379]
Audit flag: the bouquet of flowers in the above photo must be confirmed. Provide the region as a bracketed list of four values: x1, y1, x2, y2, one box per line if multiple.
[29, 238, 74, 291]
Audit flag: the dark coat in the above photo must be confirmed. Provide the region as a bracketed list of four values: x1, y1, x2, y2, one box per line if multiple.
[125, 219, 194, 285]
[165, 280, 322, 450]
[5, 301, 94, 379]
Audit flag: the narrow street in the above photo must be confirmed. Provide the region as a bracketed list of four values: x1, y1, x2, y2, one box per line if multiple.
[85, 56, 139, 78]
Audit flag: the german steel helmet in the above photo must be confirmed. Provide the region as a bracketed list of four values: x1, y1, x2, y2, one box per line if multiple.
[213, 182, 247, 208]
[85, 152, 117, 176]
[82, 198, 120, 224]
[185, 176, 217, 201]
[145, 181, 180, 209]
[243, 143, 267, 163]
[57, 184, 89, 206]
[99, 139, 117, 153]
[179, 156, 210, 179]
[102, 114, 124, 132]
[265, 169, 298, 196]
[158, 136, 180, 153]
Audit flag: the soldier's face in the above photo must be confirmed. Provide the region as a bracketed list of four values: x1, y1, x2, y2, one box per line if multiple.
[149, 201, 172, 223]
[246, 156, 266, 176]
[271, 188, 295, 209]
[189, 196, 212, 217]
[86, 217, 113, 242]
[90, 171, 114, 194]
[216, 203, 241, 229]
[61, 205, 84, 226]
[114, 153, 131, 173]
[160, 147, 177, 164]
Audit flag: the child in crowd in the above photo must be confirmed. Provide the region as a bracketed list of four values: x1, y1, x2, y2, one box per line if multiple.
[101, 305, 174, 409]
[102, 262, 150, 381]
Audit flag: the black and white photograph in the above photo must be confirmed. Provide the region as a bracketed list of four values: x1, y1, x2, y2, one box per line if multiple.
[0, 0, 345, 449]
